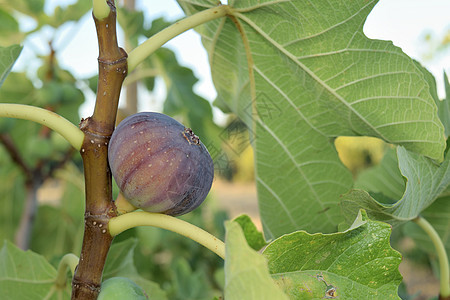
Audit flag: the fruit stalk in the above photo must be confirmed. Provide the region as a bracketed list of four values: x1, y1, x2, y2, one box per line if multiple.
[71, 1, 127, 299]
[109, 211, 225, 259]
[127, 5, 231, 72]
[0, 103, 84, 150]
[55, 254, 79, 288]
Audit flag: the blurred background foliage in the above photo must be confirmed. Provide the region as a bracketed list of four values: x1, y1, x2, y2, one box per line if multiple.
[0, 0, 448, 299]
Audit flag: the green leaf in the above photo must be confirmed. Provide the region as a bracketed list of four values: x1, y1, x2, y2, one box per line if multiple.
[263, 210, 402, 299]
[0, 165, 25, 242]
[30, 177, 85, 261]
[342, 146, 450, 223]
[144, 17, 173, 38]
[0, 10, 25, 46]
[0, 240, 58, 299]
[47, 0, 92, 28]
[104, 238, 168, 300]
[0, 72, 34, 103]
[355, 148, 405, 201]
[179, 0, 445, 238]
[232, 214, 267, 251]
[434, 72, 450, 137]
[117, 6, 146, 48]
[3, 0, 44, 17]
[86, 75, 98, 94]
[224, 221, 289, 300]
[170, 257, 220, 300]
[153, 47, 223, 149]
[0, 45, 22, 88]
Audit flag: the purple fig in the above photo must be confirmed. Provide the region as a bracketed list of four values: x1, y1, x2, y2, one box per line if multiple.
[108, 112, 214, 216]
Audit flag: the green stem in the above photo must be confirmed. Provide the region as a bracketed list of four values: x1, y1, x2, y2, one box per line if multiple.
[0, 104, 84, 150]
[109, 211, 225, 259]
[127, 5, 231, 73]
[413, 216, 450, 297]
[92, 0, 110, 20]
[55, 253, 79, 288]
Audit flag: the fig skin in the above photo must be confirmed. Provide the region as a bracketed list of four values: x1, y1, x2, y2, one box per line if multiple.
[108, 112, 214, 216]
[97, 277, 148, 300]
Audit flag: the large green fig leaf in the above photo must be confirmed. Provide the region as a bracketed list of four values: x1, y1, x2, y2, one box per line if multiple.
[0, 240, 71, 299]
[342, 146, 450, 223]
[263, 210, 402, 299]
[224, 220, 289, 300]
[0, 45, 22, 88]
[178, 0, 445, 238]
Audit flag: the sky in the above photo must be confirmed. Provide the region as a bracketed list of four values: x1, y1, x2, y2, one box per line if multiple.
[13, 0, 450, 120]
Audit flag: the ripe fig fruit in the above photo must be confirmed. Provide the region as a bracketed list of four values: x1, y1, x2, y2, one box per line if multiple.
[97, 277, 148, 300]
[108, 112, 214, 216]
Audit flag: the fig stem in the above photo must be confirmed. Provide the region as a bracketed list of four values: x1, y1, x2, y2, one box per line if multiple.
[413, 216, 450, 298]
[55, 253, 79, 288]
[127, 5, 231, 73]
[109, 211, 225, 259]
[114, 192, 138, 215]
[92, 0, 111, 20]
[0, 103, 84, 150]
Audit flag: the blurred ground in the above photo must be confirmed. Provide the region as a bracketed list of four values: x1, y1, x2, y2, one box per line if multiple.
[399, 257, 440, 299]
[211, 179, 261, 230]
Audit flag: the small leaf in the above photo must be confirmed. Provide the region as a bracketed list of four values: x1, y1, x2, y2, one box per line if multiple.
[342, 146, 450, 223]
[0, 240, 57, 299]
[263, 210, 402, 299]
[224, 221, 289, 300]
[144, 17, 173, 38]
[153, 47, 223, 149]
[0, 45, 22, 88]
[117, 6, 145, 47]
[85, 75, 98, 94]
[3, 0, 44, 16]
[232, 214, 267, 251]
[0, 163, 25, 242]
[0, 72, 33, 103]
[30, 181, 85, 260]
[355, 147, 405, 201]
[170, 257, 219, 299]
[104, 238, 168, 300]
[0, 10, 25, 46]
[434, 72, 450, 137]
[47, 0, 92, 28]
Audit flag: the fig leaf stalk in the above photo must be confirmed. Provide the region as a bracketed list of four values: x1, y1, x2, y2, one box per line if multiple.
[127, 5, 231, 73]
[413, 216, 450, 298]
[55, 254, 79, 288]
[93, 0, 111, 20]
[109, 211, 225, 259]
[0, 103, 84, 150]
